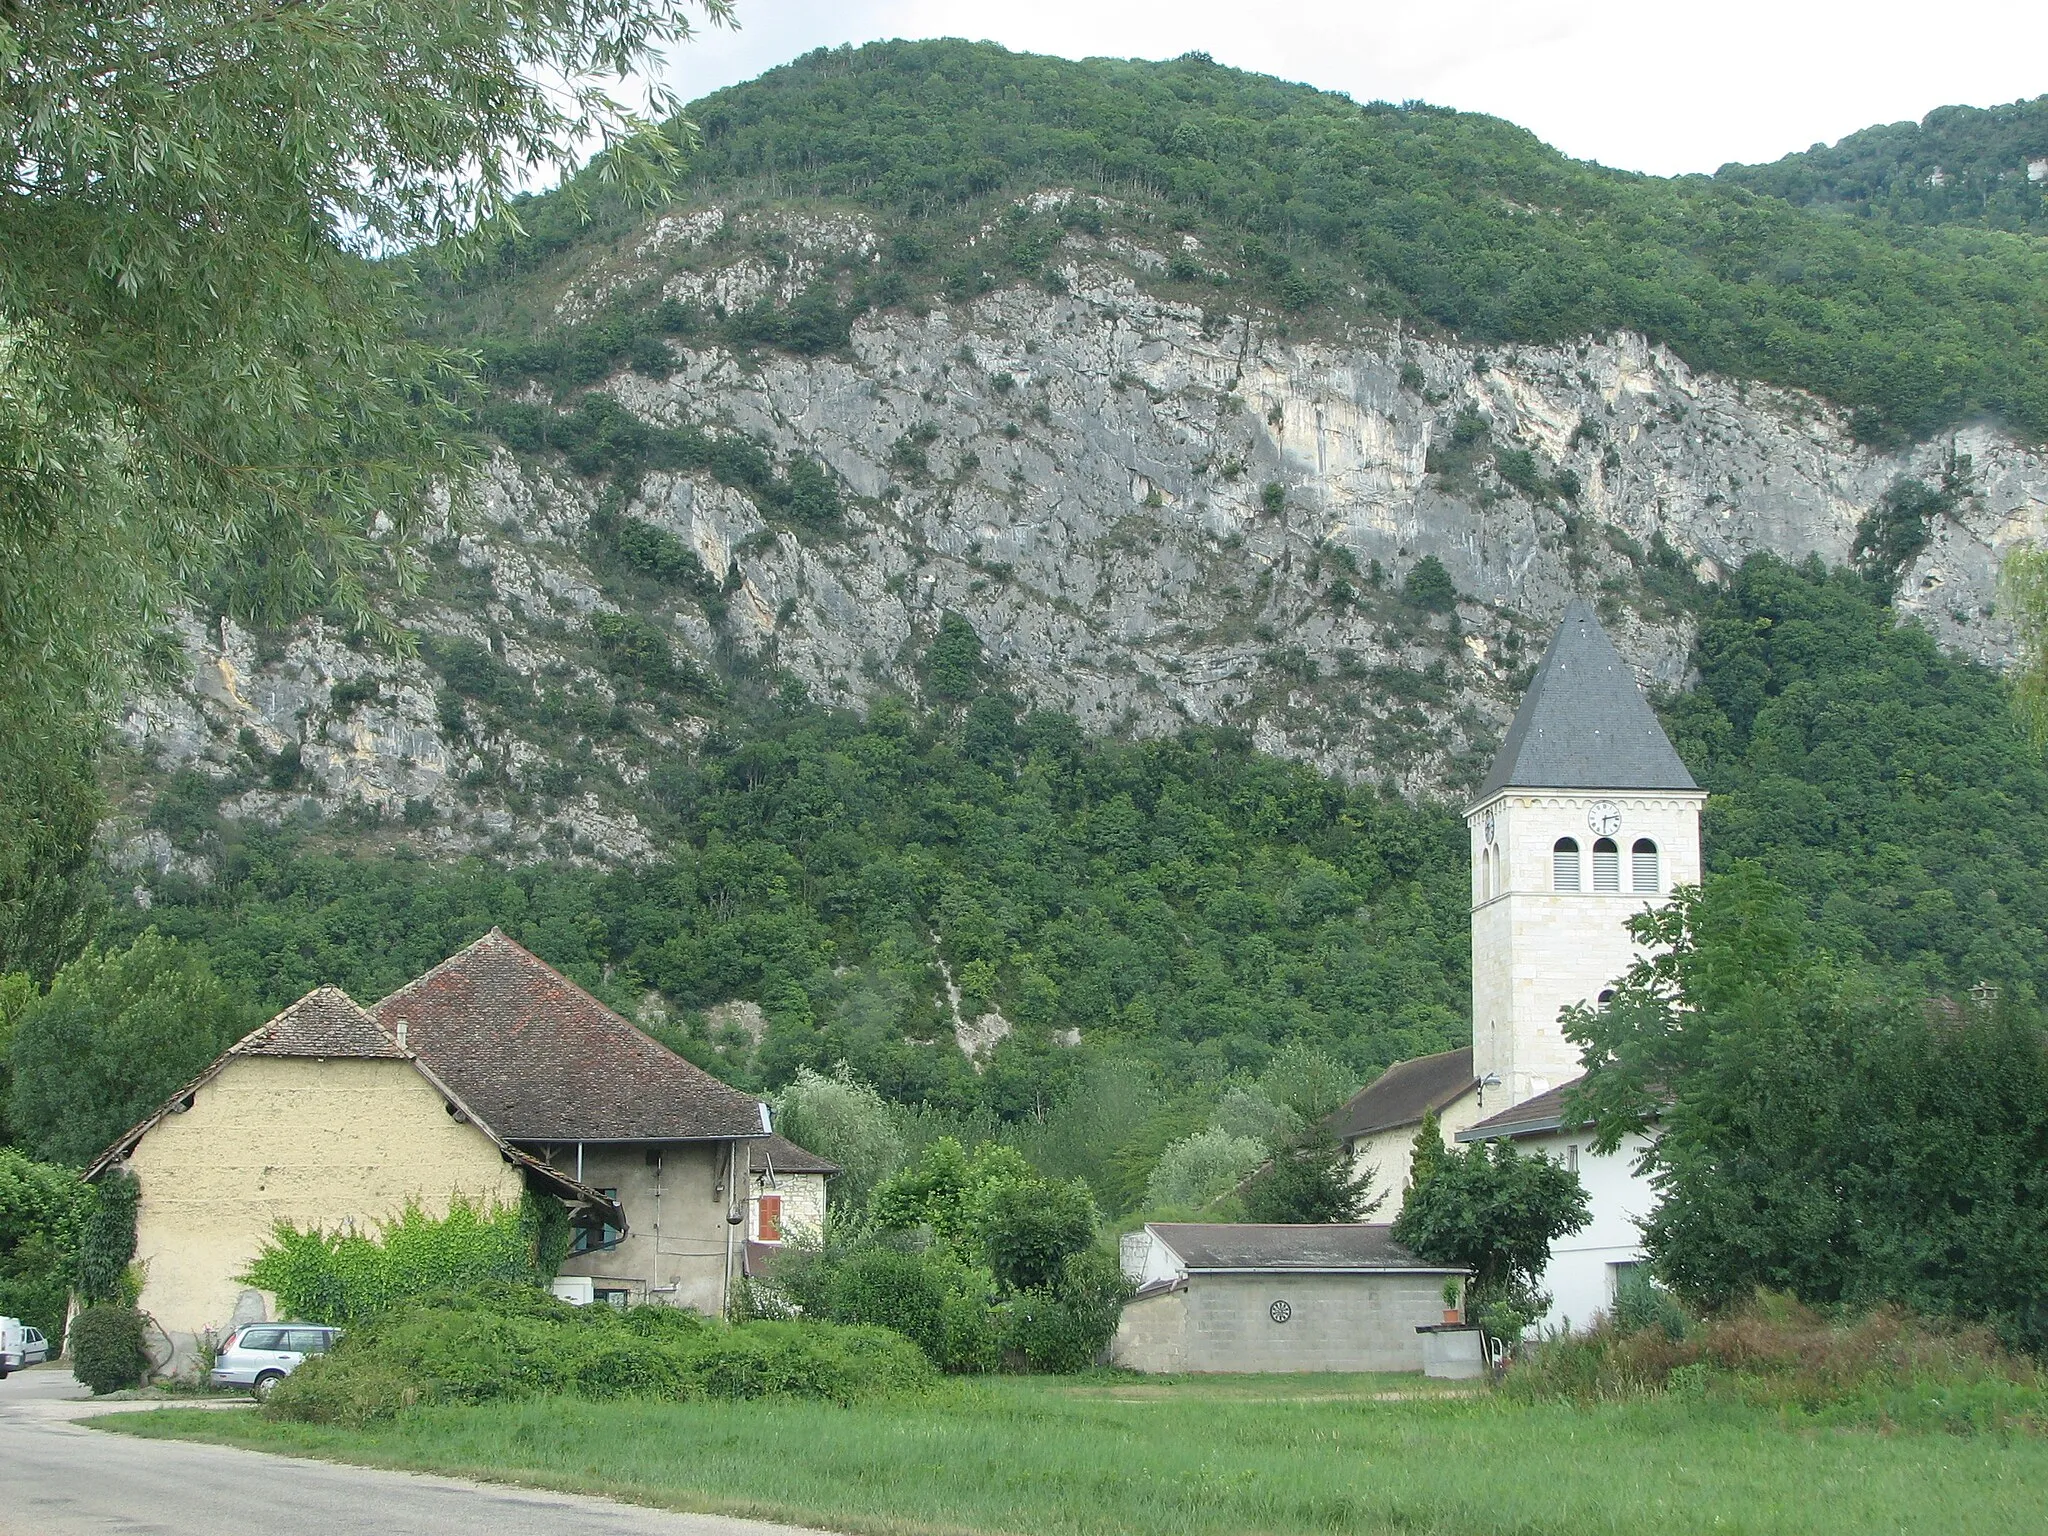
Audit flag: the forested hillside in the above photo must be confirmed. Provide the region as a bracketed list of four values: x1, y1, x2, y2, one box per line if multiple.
[448, 40, 2048, 443]
[1719, 96, 2048, 236]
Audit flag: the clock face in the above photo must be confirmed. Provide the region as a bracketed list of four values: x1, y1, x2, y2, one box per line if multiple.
[1483, 810, 1497, 846]
[1587, 801, 1622, 837]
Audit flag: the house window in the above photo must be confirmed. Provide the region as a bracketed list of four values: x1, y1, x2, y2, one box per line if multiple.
[1566, 1144, 1580, 1174]
[1552, 838, 1580, 891]
[1592, 837, 1620, 891]
[594, 1288, 631, 1309]
[1632, 838, 1659, 892]
[757, 1193, 784, 1243]
[571, 1190, 623, 1253]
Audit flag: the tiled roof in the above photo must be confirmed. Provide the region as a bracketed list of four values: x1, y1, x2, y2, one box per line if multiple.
[1474, 599, 1699, 801]
[1327, 1047, 1475, 1142]
[374, 929, 768, 1142]
[1147, 1223, 1458, 1272]
[83, 987, 633, 1227]
[1458, 1076, 1590, 1141]
[750, 1133, 839, 1176]
[234, 987, 405, 1058]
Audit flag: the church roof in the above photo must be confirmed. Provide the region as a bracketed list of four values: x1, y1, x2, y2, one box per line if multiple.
[1326, 1047, 1475, 1143]
[1475, 600, 1697, 801]
[1456, 1077, 1587, 1141]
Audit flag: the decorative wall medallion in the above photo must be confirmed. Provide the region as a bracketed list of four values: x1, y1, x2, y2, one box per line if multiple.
[1586, 801, 1622, 837]
[1269, 1299, 1293, 1324]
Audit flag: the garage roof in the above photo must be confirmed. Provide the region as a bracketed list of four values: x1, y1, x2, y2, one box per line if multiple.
[1147, 1223, 1460, 1273]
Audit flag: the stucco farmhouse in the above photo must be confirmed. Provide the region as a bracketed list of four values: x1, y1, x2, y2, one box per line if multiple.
[86, 930, 834, 1374]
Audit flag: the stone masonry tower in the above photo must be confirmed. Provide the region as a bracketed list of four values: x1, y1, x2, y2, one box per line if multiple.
[1468, 602, 1705, 1109]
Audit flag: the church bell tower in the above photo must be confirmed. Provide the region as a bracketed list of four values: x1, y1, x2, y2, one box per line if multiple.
[1469, 602, 1705, 1108]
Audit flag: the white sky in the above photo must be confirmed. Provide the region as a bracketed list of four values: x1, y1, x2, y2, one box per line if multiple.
[651, 0, 2048, 178]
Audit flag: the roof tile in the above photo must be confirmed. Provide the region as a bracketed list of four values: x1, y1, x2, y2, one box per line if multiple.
[374, 930, 766, 1142]
[1147, 1222, 1453, 1271]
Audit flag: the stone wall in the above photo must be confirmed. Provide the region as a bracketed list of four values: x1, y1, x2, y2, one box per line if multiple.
[125, 1054, 524, 1374]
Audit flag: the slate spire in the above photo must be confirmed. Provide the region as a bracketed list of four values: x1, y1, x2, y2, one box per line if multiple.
[1475, 600, 1697, 799]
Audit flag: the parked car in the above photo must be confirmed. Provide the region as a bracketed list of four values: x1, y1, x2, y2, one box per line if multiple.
[209, 1323, 340, 1399]
[0, 1317, 21, 1378]
[20, 1327, 48, 1366]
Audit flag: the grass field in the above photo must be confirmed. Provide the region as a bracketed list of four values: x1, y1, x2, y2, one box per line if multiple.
[103, 1374, 2048, 1536]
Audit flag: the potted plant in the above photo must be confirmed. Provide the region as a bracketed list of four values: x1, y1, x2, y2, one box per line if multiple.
[1442, 1278, 1462, 1325]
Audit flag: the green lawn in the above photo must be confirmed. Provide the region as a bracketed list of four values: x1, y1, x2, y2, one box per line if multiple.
[102, 1374, 2048, 1536]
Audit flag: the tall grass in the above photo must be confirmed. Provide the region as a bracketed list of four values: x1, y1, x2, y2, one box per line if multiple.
[1507, 1293, 2048, 1435]
[108, 1372, 2048, 1536]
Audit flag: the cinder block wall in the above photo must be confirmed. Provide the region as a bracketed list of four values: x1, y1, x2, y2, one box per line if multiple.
[1180, 1272, 1447, 1373]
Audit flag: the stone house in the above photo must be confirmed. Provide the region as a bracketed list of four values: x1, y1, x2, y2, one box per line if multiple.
[370, 930, 780, 1313]
[84, 986, 616, 1376]
[1112, 1223, 1463, 1373]
[90, 929, 831, 1367]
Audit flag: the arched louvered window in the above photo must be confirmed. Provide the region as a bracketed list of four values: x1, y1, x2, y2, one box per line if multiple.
[1632, 838, 1659, 892]
[1593, 837, 1620, 891]
[1553, 838, 1580, 891]
[1480, 847, 1492, 901]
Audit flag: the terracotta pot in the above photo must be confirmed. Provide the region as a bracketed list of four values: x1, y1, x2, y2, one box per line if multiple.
[1443, 1308, 1462, 1324]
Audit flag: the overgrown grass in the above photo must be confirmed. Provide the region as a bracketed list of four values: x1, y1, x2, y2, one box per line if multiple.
[104, 1372, 2048, 1535]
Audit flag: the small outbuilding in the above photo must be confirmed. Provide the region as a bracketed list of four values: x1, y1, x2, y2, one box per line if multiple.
[1111, 1223, 1465, 1374]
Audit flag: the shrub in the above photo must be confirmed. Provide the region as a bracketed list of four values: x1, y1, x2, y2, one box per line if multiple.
[827, 1247, 949, 1362]
[975, 1176, 1097, 1294]
[70, 1304, 149, 1394]
[267, 1284, 930, 1423]
[241, 1195, 553, 1327]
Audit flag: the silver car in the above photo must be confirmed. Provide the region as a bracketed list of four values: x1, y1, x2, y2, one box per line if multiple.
[19, 1327, 48, 1367]
[209, 1324, 339, 1399]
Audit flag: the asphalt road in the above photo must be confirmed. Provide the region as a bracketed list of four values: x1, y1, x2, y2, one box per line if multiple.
[0, 1364, 832, 1536]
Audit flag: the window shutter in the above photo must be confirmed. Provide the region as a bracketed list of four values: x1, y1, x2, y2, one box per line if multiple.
[1592, 838, 1619, 891]
[758, 1194, 783, 1242]
[1632, 839, 1659, 891]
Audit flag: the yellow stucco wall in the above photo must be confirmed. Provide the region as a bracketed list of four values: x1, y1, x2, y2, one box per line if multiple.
[127, 1054, 524, 1345]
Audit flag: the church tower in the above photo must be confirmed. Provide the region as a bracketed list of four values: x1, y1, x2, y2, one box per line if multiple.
[1469, 602, 1705, 1108]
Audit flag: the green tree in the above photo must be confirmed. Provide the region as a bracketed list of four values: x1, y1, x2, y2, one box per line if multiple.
[1392, 1111, 1589, 1336]
[1242, 1123, 1382, 1223]
[8, 930, 255, 1166]
[0, 0, 728, 972]
[0, 1148, 86, 1345]
[1403, 555, 1458, 612]
[974, 1176, 1098, 1294]
[921, 613, 988, 705]
[772, 1065, 906, 1212]
[869, 1138, 1034, 1240]
[1565, 868, 2048, 1350]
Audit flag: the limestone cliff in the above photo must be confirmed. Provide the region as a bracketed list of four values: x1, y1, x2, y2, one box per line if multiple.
[112, 196, 2048, 875]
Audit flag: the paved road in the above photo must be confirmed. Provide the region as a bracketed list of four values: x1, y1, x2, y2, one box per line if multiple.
[0, 1365, 832, 1536]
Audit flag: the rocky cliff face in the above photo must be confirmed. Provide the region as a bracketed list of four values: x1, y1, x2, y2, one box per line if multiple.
[112, 195, 2048, 874]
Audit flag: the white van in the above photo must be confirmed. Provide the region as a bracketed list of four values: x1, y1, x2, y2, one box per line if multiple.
[0, 1317, 22, 1378]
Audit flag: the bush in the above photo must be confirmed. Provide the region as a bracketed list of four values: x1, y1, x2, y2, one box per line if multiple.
[1402, 555, 1458, 612]
[827, 1247, 949, 1362]
[267, 1283, 931, 1424]
[241, 1195, 555, 1327]
[70, 1304, 149, 1394]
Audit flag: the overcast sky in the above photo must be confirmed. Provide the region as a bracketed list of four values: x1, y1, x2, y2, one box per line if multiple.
[650, 0, 2048, 178]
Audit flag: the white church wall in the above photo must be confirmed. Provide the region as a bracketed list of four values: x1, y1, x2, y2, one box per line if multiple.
[1515, 1127, 1659, 1335]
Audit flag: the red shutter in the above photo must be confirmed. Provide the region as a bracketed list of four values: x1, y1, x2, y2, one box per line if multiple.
[758, 1194, 783, 1242]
